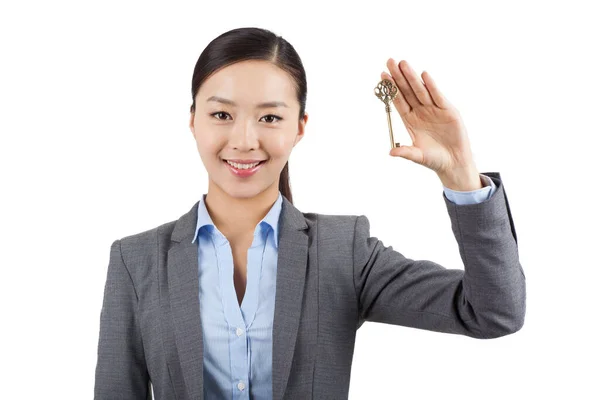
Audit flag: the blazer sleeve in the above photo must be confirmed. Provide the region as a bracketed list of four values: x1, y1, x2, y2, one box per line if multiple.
[352, 172, 526, 339]
[94, 239, 151, 399]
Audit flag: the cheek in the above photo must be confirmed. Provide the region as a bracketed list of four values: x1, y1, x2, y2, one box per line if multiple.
[194, 139, 221, 166]
[266, 134, 295, 157]
[194, 132, 219, 152]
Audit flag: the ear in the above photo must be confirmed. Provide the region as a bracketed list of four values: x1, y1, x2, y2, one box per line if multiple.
[189, 112, 195, 137]
[294, 112, 308, 146]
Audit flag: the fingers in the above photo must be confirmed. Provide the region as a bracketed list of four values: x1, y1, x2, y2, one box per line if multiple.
[421, 71, 450, 110]
[398, 60, 434, 107]
[386, 59, 432, 108]
[385, 59, 418, 112]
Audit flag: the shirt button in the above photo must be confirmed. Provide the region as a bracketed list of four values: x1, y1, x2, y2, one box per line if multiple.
[236, 327, 244, 336]
[237, 381, 245, 391]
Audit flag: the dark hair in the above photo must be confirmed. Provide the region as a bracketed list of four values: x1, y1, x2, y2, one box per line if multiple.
[190, 27, 307, 205]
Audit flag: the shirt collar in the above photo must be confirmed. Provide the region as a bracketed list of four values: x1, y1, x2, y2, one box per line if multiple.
[192, 191, 283, 248]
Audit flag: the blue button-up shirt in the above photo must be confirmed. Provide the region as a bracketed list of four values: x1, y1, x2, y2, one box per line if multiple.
[192, 174, 496, 399]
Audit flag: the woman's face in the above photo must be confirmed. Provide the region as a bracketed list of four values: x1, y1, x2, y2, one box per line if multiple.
[190, 60, 307, 200]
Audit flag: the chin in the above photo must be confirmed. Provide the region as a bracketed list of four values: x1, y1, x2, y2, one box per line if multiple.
[217, 181, 270, 199]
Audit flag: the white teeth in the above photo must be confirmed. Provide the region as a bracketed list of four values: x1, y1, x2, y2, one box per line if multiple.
[226, 160, 261, 169]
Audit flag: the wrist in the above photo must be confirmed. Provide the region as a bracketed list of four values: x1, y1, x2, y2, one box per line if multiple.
[438, 166, 483, 191]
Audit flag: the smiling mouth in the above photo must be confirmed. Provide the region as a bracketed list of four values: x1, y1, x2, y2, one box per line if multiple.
[222, 159, 267, 168]
[222, 158, 268, 178]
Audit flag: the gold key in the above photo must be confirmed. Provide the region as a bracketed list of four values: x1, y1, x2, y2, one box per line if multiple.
[374, 79, 401, 150]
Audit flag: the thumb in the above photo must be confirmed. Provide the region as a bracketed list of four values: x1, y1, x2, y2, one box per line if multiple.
[389, 145, 423, 164]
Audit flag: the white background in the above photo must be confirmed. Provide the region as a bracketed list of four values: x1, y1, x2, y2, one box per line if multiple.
[1, 0, 598, 398]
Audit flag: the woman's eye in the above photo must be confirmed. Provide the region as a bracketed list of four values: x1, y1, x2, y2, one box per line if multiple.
[211, 111, 231, 121]
[260, 114, 282, 124]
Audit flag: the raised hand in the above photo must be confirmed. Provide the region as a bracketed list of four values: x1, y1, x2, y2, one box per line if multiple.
[382, 59, 483, 190]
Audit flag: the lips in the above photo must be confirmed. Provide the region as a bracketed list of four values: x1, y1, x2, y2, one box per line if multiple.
[223, 159, 266, 177]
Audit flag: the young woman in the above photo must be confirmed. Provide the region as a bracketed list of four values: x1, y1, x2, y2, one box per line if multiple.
[94, 27, 526, 400]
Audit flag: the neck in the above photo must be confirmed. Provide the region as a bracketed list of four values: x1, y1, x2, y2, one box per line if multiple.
[204, 180, 279, 237]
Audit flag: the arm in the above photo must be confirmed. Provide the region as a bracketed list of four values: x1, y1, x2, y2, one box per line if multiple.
[353, 173, 525, 339]
[94, 239, 151, 399]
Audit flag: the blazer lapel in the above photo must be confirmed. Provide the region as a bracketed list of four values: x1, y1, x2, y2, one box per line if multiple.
[167, 195, 309, 400]
[272, 195, 309, 400]
[168, 201, 204, 398]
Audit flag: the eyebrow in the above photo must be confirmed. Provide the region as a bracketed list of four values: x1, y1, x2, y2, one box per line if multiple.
[206, 95, 289, 109]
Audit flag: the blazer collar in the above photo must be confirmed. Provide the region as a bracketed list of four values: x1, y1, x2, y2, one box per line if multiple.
[168, 193, 309, 400]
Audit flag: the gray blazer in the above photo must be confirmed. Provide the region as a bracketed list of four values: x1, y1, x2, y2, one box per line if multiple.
[94, 171, 526, 400]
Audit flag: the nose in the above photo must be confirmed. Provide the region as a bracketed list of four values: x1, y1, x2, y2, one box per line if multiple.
[228, 119, 260, 150]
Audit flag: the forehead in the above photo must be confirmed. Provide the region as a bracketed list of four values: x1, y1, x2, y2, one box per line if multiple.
[198, 60, 296, 106]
